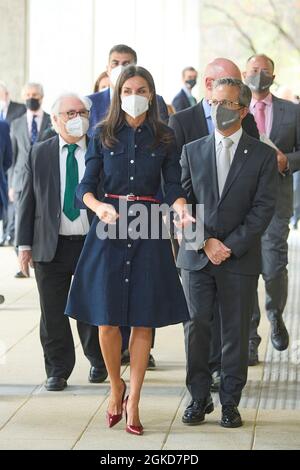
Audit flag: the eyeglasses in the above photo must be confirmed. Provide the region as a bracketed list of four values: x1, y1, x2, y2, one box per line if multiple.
[59, 110, 90, 119]
[209, 99, 244, 110]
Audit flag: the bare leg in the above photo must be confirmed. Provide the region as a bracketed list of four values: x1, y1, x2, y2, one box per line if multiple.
[99, 326, 124, 415]
[127, 327, 152, 426]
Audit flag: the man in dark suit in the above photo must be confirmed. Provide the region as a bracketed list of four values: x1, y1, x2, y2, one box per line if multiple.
[16, 93, 107, 391]
[169, 58, 260, 391]
[0, 82, 26, 246]
[8, 83, 51, 277]
[0, 120, 12, 304]
[88, 44, 169, 135]
[243, 54, 300, 364]
[171, 67, 198, 112]
[178, 78, 277, 428]
[0, 81, 26, 124]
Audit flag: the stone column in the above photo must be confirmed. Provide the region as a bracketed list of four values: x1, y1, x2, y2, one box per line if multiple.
[0, 0, 29, 100]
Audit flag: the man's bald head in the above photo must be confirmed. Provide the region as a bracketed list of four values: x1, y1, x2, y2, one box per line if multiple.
[204, 58, 242, 99]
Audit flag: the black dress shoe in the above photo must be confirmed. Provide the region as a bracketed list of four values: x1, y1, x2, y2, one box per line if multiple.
[121, 349, 130, 366]
[45, 377, 67, 391]
[14, 271, 27, 279]
[210, 370, 221, 392]
[270, 316, 289, 351]
[147, 354, 156, 370]
[121, 350, 156, 369]
[182, 396, 214, 425]
[248, 342, 259, 366]
[220, 405, 242, 428]
[0, 295, 4, 304]
[88, 366, 108, 383]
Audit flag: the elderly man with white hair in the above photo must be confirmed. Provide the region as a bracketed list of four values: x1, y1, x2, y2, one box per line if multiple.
[16, 92, 107, 391]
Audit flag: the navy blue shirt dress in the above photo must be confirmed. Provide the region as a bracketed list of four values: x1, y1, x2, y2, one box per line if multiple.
[65, 121, 190, 328]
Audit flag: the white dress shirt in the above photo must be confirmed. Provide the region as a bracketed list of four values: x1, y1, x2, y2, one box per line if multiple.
[59, 135, 90, 236]
[0, 100, 10, 120]
[214, 127, 243, 165]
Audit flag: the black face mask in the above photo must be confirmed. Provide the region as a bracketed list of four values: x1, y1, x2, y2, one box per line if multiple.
[185, 79, 197, 89]
[26, 98, 40, 111]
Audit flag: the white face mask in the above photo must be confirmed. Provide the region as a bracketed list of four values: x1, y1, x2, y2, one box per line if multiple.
[110, 65, 125, 87]
[65, 116, 89, 137]
[121, 95, 149, 119]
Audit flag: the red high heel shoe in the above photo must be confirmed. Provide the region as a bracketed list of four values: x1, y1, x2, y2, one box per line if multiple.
[106, 378, 127, 428]
[124, 396, 144, 436]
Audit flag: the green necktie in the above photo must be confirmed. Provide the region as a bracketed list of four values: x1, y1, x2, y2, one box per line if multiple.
[63, 144, 80, 221]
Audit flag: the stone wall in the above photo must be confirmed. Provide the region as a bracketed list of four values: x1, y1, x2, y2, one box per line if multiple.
[0, 0, 28, 100]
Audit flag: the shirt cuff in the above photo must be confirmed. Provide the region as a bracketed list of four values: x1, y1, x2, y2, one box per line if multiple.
[18, 246, 32, 251]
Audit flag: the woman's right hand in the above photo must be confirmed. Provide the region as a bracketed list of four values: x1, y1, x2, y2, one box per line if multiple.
[96, 203, 119, 225]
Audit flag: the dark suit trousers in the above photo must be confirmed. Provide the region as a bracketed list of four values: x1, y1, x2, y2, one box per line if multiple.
[34, 237, 105, 379]
[182, 263, 258, 406]
[249, 213, 289, 345]
[2, 201, 15, 241]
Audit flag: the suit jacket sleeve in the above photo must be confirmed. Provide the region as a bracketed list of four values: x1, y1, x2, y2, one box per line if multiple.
[181, 145, 212, 241]
[8, 120, 18, 188]
[168, 114, 185, 155]
[16, 149, 35, 247]
[3, 126, 12, 173]
[285, 104, 300, 173]
[224, 148, 278, 258]
[76, 135, 103, 209]
[161, 132, 186, 206]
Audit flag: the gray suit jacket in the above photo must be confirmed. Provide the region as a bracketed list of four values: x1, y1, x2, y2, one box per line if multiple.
[6, 101, 26, 125]
[267, 95, 300, 218]
[16, 135, 94, 262]
[9, 112, 51, 192]
[177, 131, 278, 275]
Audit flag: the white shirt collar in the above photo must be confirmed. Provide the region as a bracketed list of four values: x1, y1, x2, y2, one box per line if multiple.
[59, 135, 87, 152]
[214, 126, 243, 147]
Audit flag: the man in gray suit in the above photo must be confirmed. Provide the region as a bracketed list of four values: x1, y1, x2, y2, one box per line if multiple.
[16, 93, 107, 391]
[178, 78, 277, 427]
[9, 82, 51, 277]
[243, 54, 300, 364]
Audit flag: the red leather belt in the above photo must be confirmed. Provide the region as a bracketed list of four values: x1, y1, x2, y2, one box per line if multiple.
[105, 193, 160, 203]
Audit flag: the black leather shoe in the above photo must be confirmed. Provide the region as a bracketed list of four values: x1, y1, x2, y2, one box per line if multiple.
[270, 316, 289, 351]
[0, 295, 4, 304]
[88, 366, 108, 383]
[220, 405, 242, 428]
[45, 377, 67, 391]
[121, 349, 130, 366]
[210, 370, 221, 392]
[121, 350, 156, 369]
[147, 354, 156, 370]
[248, 342, 259, 366]
[182, 396, 214, 425]
[15, 271, 27, 279]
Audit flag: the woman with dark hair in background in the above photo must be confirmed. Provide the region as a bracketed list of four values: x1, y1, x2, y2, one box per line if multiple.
[66, 65, 192, 435]
[93, 71, 110, 93]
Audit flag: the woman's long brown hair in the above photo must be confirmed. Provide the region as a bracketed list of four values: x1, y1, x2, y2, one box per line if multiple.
[99, 65, 172, 148]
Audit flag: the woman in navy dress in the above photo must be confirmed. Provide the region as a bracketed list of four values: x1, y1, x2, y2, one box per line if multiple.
[66, 66, 192, 435]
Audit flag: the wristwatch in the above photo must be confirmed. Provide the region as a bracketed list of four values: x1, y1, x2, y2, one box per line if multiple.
[199, 238, 209, 251]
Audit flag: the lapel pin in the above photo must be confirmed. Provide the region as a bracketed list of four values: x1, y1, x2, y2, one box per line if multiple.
[244, 149, 248, 154]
